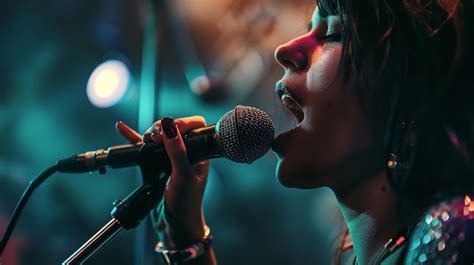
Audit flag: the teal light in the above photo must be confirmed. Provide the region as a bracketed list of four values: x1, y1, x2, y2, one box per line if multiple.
[137, 0, 157, 133]
[422, 234, 432, 244]
[418, 253, 427, 262]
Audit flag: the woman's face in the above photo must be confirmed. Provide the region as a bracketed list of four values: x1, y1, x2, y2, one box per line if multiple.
[272, 7, 383, 190]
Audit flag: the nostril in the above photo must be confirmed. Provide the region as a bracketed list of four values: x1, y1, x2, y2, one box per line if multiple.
[281, 59, 298, 70]
[275, 45, 307, 72]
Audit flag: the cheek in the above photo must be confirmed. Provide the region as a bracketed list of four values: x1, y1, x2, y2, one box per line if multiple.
[306, 44, 342, 93]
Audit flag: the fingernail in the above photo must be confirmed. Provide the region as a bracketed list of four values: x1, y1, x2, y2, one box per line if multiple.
[115, 121, 124, 130]
[161, 117, 177, 139]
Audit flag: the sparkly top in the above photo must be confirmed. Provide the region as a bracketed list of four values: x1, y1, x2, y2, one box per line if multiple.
[404, 195, 474, 264]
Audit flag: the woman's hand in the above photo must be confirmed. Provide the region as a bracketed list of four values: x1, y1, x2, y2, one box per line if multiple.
[116, 117, 210, 248]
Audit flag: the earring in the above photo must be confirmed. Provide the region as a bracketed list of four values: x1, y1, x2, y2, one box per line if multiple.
[387, 118, 417, 192]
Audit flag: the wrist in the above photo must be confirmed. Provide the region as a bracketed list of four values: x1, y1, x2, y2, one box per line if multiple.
[163, 201, 207, 247]
[153, 200, 207, 249]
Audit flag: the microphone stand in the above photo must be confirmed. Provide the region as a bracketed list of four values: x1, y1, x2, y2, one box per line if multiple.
[62, 145, 172, 265]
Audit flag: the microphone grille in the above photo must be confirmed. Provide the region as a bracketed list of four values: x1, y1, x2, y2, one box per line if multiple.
[217, 105, 274, 163]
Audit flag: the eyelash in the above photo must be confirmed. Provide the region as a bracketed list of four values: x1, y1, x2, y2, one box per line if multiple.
[317, 33, 342, 43]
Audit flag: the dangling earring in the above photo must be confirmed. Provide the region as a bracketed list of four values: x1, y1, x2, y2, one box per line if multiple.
[386, 102, 417, 192]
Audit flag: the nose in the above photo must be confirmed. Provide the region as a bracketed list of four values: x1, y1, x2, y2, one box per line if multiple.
[274, 37, 309, 72]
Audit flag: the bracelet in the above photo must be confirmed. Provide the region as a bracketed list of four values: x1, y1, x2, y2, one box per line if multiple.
[155, 226, 213, 265]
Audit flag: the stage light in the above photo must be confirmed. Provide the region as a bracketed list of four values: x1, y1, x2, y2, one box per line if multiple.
[87, 60, 130, 108]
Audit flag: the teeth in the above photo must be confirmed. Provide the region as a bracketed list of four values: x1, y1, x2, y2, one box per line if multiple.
[280, 92, 304, 123]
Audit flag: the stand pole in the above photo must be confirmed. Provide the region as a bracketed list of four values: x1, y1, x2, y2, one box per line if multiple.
[62, 170, 168, 265]
[62, 219, 123, 265]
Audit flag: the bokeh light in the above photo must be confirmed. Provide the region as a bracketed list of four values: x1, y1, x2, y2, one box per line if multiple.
[87, 59, 130, 108]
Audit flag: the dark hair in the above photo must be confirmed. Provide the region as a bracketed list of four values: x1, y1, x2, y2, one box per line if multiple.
[316, 0, 474, 224]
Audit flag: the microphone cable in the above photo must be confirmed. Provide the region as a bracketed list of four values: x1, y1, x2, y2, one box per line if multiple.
[0, 164, 59, 256]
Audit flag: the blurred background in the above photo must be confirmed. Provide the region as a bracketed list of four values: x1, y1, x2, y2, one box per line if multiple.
[0, 0, 344, 264]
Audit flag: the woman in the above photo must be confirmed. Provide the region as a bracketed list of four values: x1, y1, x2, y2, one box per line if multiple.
[117, 0, 474, 264]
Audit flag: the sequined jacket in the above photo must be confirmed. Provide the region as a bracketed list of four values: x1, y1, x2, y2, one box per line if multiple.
[404, 195, 474, 264]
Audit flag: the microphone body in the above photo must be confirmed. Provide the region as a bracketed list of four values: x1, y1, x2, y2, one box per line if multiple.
[56, 105, 275, 174]
[57, 125, 222, 173]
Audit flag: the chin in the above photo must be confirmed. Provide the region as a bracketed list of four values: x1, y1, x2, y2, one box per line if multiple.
[275, 158, 294, 187]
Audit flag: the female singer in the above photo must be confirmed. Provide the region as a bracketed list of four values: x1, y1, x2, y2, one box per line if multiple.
[117, 0, 474, 264]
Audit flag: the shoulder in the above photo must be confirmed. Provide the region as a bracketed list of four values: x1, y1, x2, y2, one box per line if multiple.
[404, 195, 474, 264]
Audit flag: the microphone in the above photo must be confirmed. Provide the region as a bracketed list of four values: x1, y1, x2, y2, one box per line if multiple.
[57, 105, 274, 173]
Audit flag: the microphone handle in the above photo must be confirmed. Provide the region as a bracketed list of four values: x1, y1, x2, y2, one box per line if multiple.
[57, 125, 224, 173]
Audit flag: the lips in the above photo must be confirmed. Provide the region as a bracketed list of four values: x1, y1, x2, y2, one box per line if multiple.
[281, 93, 304, 124]
[275, 82, 304, 125]
[272, 82, 305, 156]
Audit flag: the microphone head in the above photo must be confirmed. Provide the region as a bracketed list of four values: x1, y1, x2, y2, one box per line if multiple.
[216, 105, 275, 163]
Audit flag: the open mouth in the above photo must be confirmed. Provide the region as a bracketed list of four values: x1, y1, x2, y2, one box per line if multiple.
[272, 82, 305, 155]
[276, 83, 304, 125]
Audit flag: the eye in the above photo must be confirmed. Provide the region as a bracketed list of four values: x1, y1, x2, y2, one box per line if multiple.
[317, 33, 342, 43]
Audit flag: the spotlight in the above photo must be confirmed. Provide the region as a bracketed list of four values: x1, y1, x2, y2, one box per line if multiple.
[87, 60, 130, 108]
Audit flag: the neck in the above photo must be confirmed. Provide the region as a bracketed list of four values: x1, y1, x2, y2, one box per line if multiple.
[334, 171, 402, 265]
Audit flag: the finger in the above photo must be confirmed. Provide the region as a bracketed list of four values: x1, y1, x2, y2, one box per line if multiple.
[175, 116, 207, 134]
[190, 161, 210, 197]
[143, 121, 161, 143]
[159, 116, 207, 142]
[115, 121, 142, 144]
[160, 117, 195, 180]
[192, 161, 210, 181]
[144, 116, 207, 143]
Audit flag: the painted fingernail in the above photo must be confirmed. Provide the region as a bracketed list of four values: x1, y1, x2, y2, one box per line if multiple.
[115, 121, 128, 132]
[161, 117, 177, 139]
